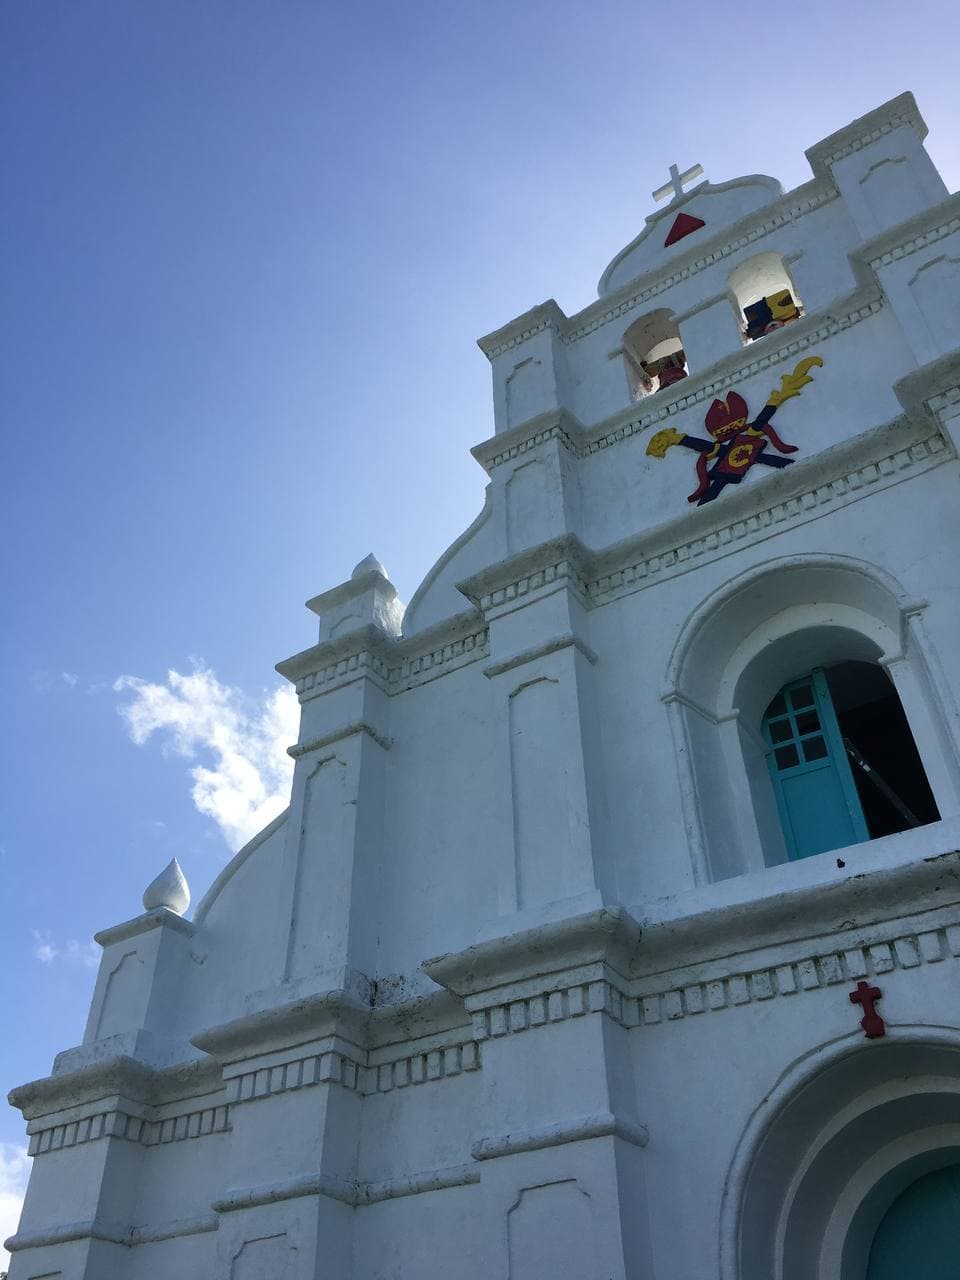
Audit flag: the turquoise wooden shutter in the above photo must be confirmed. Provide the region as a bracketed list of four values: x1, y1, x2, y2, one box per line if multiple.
[867, 1164, 960, 1280]
[762, 668, 869, 860]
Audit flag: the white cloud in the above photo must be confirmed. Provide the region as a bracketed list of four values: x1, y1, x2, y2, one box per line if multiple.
[113, 663, 298, 850]
[60, 671, 78, 687]
[31, 930, 100, 970]
[0, 1141, 30, 1265]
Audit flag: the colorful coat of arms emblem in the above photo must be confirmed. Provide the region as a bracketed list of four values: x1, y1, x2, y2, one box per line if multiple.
[645, 356, 823, 505]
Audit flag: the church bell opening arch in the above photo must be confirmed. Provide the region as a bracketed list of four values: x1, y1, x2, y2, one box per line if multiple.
[663, 555, 960, 883]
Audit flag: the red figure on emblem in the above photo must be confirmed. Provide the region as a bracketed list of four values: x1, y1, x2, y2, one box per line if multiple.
[645, 356, 823, 506]
[850, 980, 885, 1039]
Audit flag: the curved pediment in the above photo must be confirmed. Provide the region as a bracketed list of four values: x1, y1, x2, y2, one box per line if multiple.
[598, 174, 784, 297]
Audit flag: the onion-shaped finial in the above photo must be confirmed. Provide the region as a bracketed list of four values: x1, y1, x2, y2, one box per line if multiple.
[142, 858, 190, 916]
[352, 553, 388, 580]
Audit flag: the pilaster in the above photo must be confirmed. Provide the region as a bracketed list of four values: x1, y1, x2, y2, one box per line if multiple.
[424, 909, 653, 1280]
[806, 92, 947, 239]
[274, 559, 400, 996]
[459, 538, 614, 931]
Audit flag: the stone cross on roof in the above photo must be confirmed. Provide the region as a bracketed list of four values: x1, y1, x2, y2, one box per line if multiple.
[652, 162, 704, 204]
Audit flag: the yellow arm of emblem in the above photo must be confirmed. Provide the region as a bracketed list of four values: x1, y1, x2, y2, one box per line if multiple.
[766, 356, 823, 409]
[646, 427, 684, 459]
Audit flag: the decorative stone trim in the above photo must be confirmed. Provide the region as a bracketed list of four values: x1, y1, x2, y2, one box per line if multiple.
[214, 1172, 357, 1212]
[214, 1163, 480, 1214]
[129, 1213, 219, 1244]
[469, 558, 588, 617]
[868, 213, 960, 269]
[476, 291, 883, 474]
[472, 417, 581, 472]
[589, 295, 883, 450]
[470, 979, 624, 1040]
[480, 183, 839, 360]
[471, 1111, 648, 1161]
[584, 430, 948, 607]
[806, 94, 926, 168]
[293, 626, 490, 700]
[224, 1040, 481, 1106]
[482, 634, 597, 680]
[386, 627, 490, 692]
[28, 1102, 230, 1156]
[477, 300, 567, 360]
[224, 1050, 363, 1102]
[574, 184, 838, 342]
[460, 424, 949, 625]
[288, 721, 393, 759]
[294, 648, 390, 698]
[930, 386, 960, 415]
[468, 922, 960, 1041]
[358, 1163, 479, 1204]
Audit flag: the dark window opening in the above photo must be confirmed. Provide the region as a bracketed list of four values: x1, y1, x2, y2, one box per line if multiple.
[824, 661, 940, 839]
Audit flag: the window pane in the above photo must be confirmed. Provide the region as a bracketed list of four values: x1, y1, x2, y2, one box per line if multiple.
[796, 710, 820, 735]
[775, 744, 800, 770]
[789, 684, 814, 710]
[766, 692, 787, 717]
[769, 719, 793, 743]
[803, 736, 828, 762]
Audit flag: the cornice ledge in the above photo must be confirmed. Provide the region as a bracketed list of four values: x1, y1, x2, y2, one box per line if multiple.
[305, 565, 399, 617]
[634, 847, 960, 979]
[472, 1110, 648, 1161]
[455, 533, 591, 611]
[586, 411, 929, 588]
[470, 407, 587, 474]
[95, 906, 195, 948]
[280, 610, 489, 694]
[288, 721, 392, 759]
[276, 622, 396, 685]
[422, 907, 643, 999]
[214, 1171, 358, 1213]
[5, 1216, 130, 1253]
[366, 988, 471, 1049]
[805, 91, 926, 173]
[856, 191, 960, 270]
[8, 1053, 220, 1121]
[477, 298, 569, 362]
[483, 633, 597, 679]
[191, 988, 371, 1063]
[895, 351, 960, 425]
[395, 606, 486, 657]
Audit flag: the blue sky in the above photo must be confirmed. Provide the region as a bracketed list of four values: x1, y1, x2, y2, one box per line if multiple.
[2, 0, 958, 1252]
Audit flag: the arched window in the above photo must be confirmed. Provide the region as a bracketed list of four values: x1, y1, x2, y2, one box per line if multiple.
[622, 310, 688, 401]
[664, 556, 960, 883]
[762, 661, 939, 861]
[729, 251, 803, 343]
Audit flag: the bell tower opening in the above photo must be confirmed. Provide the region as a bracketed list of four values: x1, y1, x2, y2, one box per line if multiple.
[622, 309, 688, 400]
[729, 251, 803, 342]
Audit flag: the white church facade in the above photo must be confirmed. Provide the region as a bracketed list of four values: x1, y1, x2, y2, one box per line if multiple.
[8, 91, 960, 1278]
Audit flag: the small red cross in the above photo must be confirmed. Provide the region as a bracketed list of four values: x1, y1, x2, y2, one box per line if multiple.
[850, 980, 885, 1039]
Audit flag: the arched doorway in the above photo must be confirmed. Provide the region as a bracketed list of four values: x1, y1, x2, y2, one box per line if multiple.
[866, 1164, 960, 1280]
[721, 1035, 960, 1280]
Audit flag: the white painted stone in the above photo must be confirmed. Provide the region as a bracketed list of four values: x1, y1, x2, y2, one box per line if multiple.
[7, 91, 960, 1280]
[142, 857, 190, 915]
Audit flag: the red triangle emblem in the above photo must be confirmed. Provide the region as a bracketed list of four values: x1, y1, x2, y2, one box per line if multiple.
[664, 211, 705, 247]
